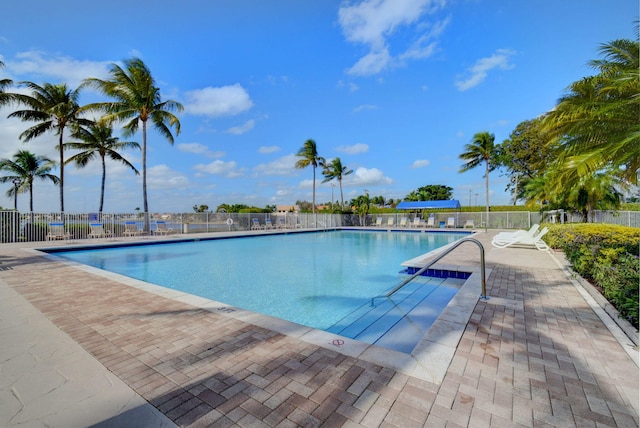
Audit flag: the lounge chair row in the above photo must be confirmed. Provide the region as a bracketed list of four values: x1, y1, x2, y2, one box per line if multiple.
[45, 221, 176, 240]
[251, 218, 294, 230]
[374, 217, 475, 228]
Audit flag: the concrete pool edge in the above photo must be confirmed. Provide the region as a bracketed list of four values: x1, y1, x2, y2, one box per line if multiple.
[34, 242, 486, 385]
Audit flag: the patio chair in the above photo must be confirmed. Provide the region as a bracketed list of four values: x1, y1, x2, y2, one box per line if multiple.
[492, 227, 550, 251]
[154, 221, 174, 236]
[464, 219, 475, 228]
[88, 223, 112, 239]
[264, 218, 274, 230]
[123, 221, 143, 237]
[493, 224, 540, 241]
[251, 218, 262, 230]
[375, 217, 383, 227]
[426, 216, 435, 228]
[387, 217, 394, 227]
[411, 217, 422, 228]
[446, 217, 456, 228]
[46, 223, 71, 241]
[276, 218, 287, 229]
[399, 217, 408, 228]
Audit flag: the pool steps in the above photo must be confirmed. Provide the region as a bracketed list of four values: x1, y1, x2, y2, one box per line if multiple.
[327, 276, 464, 354]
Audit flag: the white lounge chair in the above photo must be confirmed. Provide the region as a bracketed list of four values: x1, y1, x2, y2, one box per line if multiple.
[464, 219, 475, 229]
[46, 223, 71, 241]
[492, 227, 550, 250]
[411, 217, 422, 228]
[251, 218, 262, 230]
[154, 221, 174, 236]
[264, 218, 274, 229]
[123, 221, 143, 237]
[88, 223, 112, 239]
[276, 218, 287, 229]
[399, 217, 408, 228]
[493, 224, 540, 240]
[374, 217, 383, 227]
[387, 217, 394, 227]
[426, 216, 435, 228]
[446, 217, 456, 228]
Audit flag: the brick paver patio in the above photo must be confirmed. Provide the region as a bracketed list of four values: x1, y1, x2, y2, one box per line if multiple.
[0, 231, 638, 427]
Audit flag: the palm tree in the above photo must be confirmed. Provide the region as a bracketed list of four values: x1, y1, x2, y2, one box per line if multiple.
[82, 58, 183, 231]
[542, 35, 639, 186]
[321, 157, 353, 210]
[8, 82, 88, 212]
[0, 60, 14, 107]
[0, 150, 59, 211]
[459, 131, 497, 231]
[64, 120, 141, 212]
[295, 139, 324, 220]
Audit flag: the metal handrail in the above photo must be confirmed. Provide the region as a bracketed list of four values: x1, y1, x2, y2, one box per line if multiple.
[371, 237, 488, 306]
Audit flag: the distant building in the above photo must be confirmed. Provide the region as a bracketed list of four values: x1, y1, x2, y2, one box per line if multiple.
[276, 205, 300, 213]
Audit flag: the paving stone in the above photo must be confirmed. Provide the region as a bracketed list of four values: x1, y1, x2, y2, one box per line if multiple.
[1, 233, 638, 427]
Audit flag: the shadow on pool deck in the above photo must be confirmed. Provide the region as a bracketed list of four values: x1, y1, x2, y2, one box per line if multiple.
[0, 230, 638, 427]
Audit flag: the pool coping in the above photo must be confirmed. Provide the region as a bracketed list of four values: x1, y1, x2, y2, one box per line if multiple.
[31, 229, 485, 384]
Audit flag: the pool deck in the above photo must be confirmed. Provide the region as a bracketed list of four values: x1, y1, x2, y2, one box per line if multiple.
[1, 229, 638, 427]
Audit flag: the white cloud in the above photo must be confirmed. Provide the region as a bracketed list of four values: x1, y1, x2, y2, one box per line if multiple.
[353, 104, 378, 113]
[339, 0, 448, 76]
[146, 164, 190, 190]
[177, 143, 224, 158]
[411, 159, 430, 168]
[258, 145, 281, 154]
[193, 160, 244, 178]
[455, 49, 516, 91]
[347, 48, 393, 76]
[253, 153, 298, 176]
[225, 119, 255, 135]
[184, 84, 254, 117]
[337, 80, 360, 92]
[5, 50, 111, 87]
[336, 143, 369, 154]
[344, 167, 393, 186]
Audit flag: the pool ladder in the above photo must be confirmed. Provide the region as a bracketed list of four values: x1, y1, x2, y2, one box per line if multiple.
[371, 238, 488, 307]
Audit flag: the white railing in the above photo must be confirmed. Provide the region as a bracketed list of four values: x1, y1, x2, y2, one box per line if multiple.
[0, 210, 637, 244]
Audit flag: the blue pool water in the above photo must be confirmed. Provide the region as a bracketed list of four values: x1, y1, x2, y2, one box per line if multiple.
[51, 230, 469, 347]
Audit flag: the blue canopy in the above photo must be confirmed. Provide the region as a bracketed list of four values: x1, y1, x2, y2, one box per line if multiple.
[396, 200, 461, 210]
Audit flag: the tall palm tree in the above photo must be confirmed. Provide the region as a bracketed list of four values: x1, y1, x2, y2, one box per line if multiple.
[64, 120, 140, 212]
[8, 82, 88, 212]
[459, 131, 497, 231]
[82, 58, 183, 231]
[295, 139, 324, 220]
[0, 150, 59, 211]
[321, 157, 353, 210]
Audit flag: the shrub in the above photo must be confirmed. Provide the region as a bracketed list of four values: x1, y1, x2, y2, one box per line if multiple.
[546, 224, 640, 330]
[593, 251, 639, 329]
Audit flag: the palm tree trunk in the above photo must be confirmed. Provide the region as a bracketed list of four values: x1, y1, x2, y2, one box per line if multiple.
[99, 155, 106, 213]
[58, 133, 64, 212]
[29, 180, 34, 212]
[485, 160, 489, 232]
[312, 165, 316, 223]
[339, 179, 344, 210]
[142, 120, 150, 233]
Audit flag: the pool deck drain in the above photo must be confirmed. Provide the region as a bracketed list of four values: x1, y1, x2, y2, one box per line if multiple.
[1, 229, 638, 427]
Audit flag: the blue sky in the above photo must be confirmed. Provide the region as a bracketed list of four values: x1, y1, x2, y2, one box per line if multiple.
[0, 0, 636, 213]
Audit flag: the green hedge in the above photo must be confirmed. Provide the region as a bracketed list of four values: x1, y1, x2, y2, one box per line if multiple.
[546, 224, 639, 329]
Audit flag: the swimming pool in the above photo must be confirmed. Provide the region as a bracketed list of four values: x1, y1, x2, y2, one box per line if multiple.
[50, 230, 470, 352]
